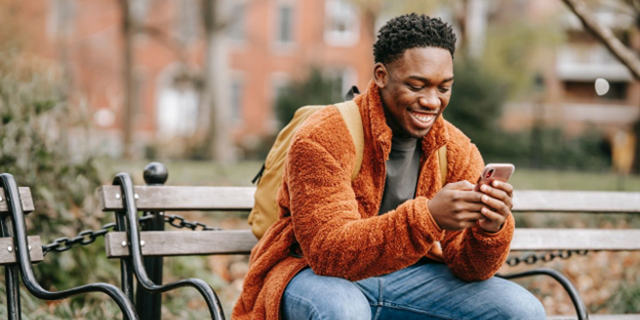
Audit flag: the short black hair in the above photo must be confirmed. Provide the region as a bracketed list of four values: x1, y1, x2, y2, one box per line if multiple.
[373, 13, 457, 65]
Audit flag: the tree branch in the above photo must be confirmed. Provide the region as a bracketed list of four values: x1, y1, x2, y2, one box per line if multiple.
[562, 0, 640, 80]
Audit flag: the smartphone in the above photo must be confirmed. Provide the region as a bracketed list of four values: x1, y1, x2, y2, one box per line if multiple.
[474, 163, 515, 191]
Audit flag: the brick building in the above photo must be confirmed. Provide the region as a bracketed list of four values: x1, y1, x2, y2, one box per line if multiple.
[6, 0, 640, 162]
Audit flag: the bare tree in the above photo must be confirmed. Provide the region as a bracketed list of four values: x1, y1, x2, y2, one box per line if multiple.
[562, 0, 640, 79]
[201, 0, 234, 162]
[119, 0, 136, 159]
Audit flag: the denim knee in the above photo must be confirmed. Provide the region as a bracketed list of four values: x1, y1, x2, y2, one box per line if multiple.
[491, 283, 547, 320]
[282, 268, 371, 320]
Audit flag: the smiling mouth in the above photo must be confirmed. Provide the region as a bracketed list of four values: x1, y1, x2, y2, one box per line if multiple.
[409, 110, 438, 126]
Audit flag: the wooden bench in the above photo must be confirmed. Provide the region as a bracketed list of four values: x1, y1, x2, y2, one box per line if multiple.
[97, 163, 640, 320]
[0, 173, 138, 320]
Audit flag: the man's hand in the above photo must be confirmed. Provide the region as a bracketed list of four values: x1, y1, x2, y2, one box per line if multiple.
[428, 181, 486, 231]
[476, 180, 514, 233]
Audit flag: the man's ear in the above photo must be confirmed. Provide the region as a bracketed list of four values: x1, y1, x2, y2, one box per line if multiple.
[373, 63, 389, 89]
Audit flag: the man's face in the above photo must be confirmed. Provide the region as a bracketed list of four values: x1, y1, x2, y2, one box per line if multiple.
[374, 47, 454, 139]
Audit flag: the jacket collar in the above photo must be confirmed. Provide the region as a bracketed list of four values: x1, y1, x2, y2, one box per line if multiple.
[357, 80, 449, 159]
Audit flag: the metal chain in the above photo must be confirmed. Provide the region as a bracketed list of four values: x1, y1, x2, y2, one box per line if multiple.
[164, 214, 221, 231]
[505, 250, 589, 267]
[41, 213, 219, 255]
[42, 222, 117, 256]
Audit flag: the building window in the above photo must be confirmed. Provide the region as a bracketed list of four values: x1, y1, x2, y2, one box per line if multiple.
[324, 0, 359, 47]
[227, 3, 246, 41]
[156, 87, 199, 140]
[276, 3, 295, 43]
[177, 1, 198, 44]
[47, 0, 76, 39]
[231, 79, 244, 121]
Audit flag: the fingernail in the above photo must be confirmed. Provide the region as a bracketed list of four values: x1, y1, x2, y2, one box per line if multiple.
[481, 185, 488, 192]
[482, 195, 488, 202]
[493, 181, 500, 187]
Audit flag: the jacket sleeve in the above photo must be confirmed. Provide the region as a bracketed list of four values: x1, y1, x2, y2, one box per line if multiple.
[440, 143, 515, 281]
[284, 137, 445, 281]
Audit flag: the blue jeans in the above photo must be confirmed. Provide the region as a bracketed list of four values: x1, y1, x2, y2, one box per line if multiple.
[281, 261, 546, 320]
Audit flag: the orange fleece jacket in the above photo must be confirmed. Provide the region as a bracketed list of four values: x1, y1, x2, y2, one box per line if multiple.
[232, 80, 514, 320]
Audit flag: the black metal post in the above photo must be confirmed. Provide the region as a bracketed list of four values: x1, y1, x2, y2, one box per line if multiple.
[135, 162, 168, 320]
[1, 215, 22, 320]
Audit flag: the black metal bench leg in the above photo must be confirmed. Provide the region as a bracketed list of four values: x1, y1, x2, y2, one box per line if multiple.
[2, 216, 22, 320]
[116, 210, 135, 303]
[113, 172, 226, 320]
[0, 173, 140, 320]
[497, 267, 589, 320]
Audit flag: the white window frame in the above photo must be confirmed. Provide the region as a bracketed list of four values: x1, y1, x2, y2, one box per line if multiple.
[324, 0, 360, 47]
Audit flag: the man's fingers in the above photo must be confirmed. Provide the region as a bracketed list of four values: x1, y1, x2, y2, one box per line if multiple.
[480, 194, 509, 215]
[480, 207, 504, 221]
[492, 181, 514, 197]
[446, 180, 475, 191]
[478, 185, 512, 209]
[458, 211, 484, 221]
[451, 190, 484, 204]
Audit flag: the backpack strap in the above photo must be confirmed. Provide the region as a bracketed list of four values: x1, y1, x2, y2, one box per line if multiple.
[335, 100, 364, 182]
[437, 144, 447, 187]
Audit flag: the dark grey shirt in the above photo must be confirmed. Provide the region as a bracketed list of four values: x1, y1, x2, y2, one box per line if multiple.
[378, 136, 422, 215]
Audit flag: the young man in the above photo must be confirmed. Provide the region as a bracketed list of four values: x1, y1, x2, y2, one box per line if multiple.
[234, 14, 546, 320]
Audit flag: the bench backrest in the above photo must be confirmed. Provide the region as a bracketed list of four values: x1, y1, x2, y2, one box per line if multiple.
[98, 186, 640, 258]
[0, 187, 47, 265]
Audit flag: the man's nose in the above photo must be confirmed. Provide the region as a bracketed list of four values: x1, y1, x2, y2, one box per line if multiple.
[418, 89, 441, 110]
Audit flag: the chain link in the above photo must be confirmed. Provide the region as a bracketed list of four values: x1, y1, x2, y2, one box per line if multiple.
[42, 222, 117, 255]
[505, 250, 589, 267]
[164, 214, 221, 231]
[41, 213, 220, 255]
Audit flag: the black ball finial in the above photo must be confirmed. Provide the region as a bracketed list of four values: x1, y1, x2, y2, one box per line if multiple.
[143, 162, 168, 185]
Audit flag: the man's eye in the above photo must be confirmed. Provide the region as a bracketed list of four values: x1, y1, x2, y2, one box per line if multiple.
[407, 85, 423, 91]
[438, 87, 450, 93]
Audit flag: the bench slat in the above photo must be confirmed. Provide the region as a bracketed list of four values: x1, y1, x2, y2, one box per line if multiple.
[513, 190, 640, 213]
[0, 236, 44, 265]
[0, 187, 35, 214]
[511, 229, 640, 251]
[104, 228, 639, 258]
[99, 186, 640, 213]
[105, 230, 258, 257]
[99, 186, 256, 211]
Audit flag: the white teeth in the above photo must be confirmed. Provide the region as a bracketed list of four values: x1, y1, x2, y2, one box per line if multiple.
[411, 111, 435, 123]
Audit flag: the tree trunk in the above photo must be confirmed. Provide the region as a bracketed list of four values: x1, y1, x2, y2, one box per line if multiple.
[201, 0, 234, 163]
[119, 0, 136, 159]
[562, 0, 640, 80]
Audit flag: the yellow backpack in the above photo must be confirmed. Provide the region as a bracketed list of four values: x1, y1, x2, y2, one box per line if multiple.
[248, 100, 364, 239]
[248, 90, 448, 240]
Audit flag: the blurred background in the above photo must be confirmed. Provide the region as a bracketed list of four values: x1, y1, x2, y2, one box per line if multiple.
[1, 0, 639, 318]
